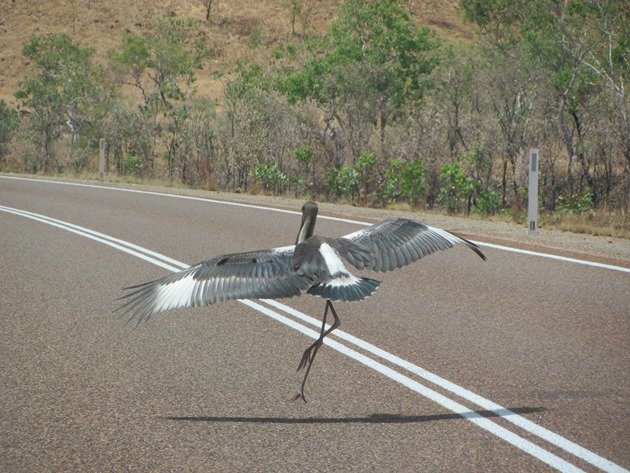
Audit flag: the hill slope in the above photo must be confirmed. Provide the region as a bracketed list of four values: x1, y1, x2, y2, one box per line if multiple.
[0, 0, 473, 104]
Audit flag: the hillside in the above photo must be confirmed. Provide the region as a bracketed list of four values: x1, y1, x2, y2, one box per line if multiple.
[0, 0, 473, 104]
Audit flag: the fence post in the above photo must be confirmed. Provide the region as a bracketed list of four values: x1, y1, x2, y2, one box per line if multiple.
[99, 138, 106, 180]
[528, 148, 539, 235]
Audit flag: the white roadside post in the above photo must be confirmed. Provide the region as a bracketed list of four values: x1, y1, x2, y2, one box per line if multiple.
[528, 148, 539, 235]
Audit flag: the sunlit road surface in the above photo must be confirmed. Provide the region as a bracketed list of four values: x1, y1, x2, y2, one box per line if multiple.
[1, 176, 628, 472]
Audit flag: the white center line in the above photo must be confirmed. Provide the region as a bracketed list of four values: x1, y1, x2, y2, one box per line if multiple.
[3, 204, 628, 472]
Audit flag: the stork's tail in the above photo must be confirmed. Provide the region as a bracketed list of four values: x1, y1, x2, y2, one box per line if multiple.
[307, 276, 380, 302]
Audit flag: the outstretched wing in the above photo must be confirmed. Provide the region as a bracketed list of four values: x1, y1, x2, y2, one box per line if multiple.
[118, 245, 310, 324]
[331, 217, 486, 272]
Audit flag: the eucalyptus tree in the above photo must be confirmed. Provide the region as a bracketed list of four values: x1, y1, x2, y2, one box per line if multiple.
[109, 13, 210, 176]
[15, 34, 102, 172]
[461, 0, 629, 207]
[278, 0, 439, 165]
[0, 100, 19, 161]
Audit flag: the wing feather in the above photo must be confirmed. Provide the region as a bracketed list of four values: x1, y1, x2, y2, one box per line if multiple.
[333, 217, 486, 272]
[118, 246, 310, 324]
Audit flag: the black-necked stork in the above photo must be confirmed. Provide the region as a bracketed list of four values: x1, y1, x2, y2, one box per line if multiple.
[119, 201, 486, 401]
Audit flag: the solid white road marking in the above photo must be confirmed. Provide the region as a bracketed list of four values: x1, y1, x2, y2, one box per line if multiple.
[0, 205, 181, 272]
[3, 204, 628, 472]
[260, 299, 627, 473]
[2, 174, 628, 273]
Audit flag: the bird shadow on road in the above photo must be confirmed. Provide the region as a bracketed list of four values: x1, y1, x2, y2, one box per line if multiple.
[162, 406, 544, 424]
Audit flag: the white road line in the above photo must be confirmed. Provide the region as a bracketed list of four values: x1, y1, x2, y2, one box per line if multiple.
[473, 241, 630, 273]
[0, 205, 181, 272]
[260, 300, 626, 473]
[3, 204, 628, 472]
[244, 298, 585, 473]
[2, 175, 628, 273]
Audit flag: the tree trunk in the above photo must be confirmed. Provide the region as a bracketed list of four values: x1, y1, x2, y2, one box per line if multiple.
[570, 108, 595, 197]
[43, 128, 52, 173]
[379, 109, 387, 158]
[501, 158, 508, 207]
[205, 0, 212, 21]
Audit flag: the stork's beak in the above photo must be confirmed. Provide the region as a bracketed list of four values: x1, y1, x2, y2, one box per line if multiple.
[296, 210, 308, 245]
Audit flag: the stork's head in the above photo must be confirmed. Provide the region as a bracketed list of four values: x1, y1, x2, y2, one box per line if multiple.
[296, 201, 319, 244]
[302, 201, 318, 215]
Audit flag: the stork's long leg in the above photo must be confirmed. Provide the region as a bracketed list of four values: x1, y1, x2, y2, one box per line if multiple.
[297, 301, 329, 370]
[291, 300, 340, 402]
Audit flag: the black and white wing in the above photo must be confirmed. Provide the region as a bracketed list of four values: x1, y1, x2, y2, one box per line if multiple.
[118, 245, 310, 324]
[332, 217, 486, 272]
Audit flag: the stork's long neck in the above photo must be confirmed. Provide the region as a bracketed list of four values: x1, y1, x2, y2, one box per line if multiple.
[296, 210, 317, 244]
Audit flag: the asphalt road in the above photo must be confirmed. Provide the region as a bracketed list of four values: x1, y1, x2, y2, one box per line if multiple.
[1, 176, 628, 472]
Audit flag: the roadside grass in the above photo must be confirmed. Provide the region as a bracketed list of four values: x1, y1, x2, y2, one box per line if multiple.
[539, 210, 629, 239]
[455, 206, 629, 239]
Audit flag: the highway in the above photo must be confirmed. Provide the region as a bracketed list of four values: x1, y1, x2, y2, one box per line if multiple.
[1, 175, 628, 472]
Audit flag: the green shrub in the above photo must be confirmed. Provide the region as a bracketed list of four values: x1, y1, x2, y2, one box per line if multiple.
[398, 158, 426, 206]
[21, 150, 41, 173]
[475, 189, 500, 215]
[0, 100, 19, 159]
[291, 175, 305, 188]
[378, 160, 400, 205]
[122, 154, 143, 177]
[355, 150, 378, 171]
[252, 161, 287, 192]
[557, 189, 593, 214]
[355, 150, 379, 198]
[294, 145, 313, 165]
[438, 161, 479, 213]
[379, 157, 426, 206]
[54, 160, 65, 174]
[326, 164, 358, 200]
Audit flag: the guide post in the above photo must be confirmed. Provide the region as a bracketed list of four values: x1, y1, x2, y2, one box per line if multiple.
[528, 148, 539, 235]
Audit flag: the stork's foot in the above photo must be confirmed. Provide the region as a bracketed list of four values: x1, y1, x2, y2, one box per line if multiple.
[290, 391, 307, 403]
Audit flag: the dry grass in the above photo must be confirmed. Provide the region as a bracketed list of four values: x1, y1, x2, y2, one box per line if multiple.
[540, 210, 630, 239]
[455, 206, 630, 239]
[372, 199, 629, 239]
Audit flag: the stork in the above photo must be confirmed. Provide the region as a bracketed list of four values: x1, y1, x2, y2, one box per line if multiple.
[119, 201, 486, 401]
